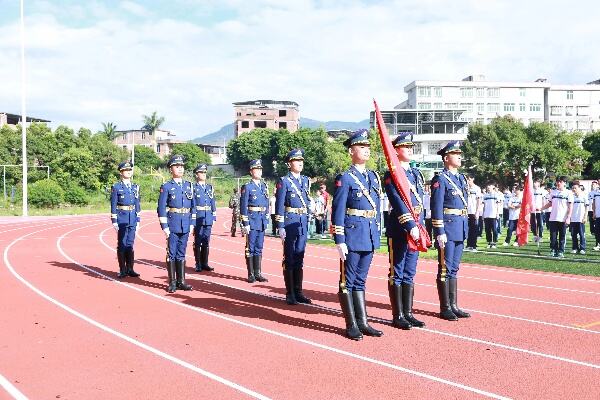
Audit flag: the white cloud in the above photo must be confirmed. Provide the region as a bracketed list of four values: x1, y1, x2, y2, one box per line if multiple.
[0, 0, 599, 139]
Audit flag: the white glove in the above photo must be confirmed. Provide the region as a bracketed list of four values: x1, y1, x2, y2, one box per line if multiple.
[112, 223, 119, 232]
[436, 234, 447, 248]
[409, 226, 420, 241]
[336, 243, 348, 261]
[163, 228, 170, 238]
[278, 228, 287, 243]
[243, 225, 251, 235]
[190, 225, 195, 235]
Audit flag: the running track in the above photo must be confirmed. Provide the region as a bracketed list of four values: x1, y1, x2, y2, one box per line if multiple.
[1, 209, 599, 399]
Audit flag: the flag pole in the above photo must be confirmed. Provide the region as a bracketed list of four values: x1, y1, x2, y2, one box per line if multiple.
[20, 0, 28, 217]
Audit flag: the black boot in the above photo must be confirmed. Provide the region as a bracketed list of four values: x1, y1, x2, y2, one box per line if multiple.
[253, 255, 268, 282]
[166, 260, 177, 293]
[449, 278, 471, 318]
[293, 269, 311, 304]
[283, 268, 298, 305]
[175, 260, 193, 291]
[402, 283, 425, 327]
[117, 250, 127, 278]
[194, 245, 202, 272]
[126, 249, 140, 277]
[388, 284, 411, 330]
[338, 291, 362, 341]
[352, 290, 383, 337]
[246, 256, 255, 283]
[201, 245, 214, 271]
[437, 279, 458, 321]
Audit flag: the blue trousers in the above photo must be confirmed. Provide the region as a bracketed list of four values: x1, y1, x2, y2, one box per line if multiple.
[570, 222, 586, 251]
[167, 232, 189, 261]
[117, 225, 136, 252]
[549, 221, 567, 253]
[246, 229, 265, 257]
[387, 237, 418, 285]
[283, 231, 307, 270]
[340, 250, 374, 292]
[504, 219, 517, 243]
[530, 212, 544, 238]
[194, 224, 212, 246]
[436, 240, 464, 280]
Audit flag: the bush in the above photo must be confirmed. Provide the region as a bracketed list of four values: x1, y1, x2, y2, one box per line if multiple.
[28, 179, 64, 208]
[64, 184, 90, 206]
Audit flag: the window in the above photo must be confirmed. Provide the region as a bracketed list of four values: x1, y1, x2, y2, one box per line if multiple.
[444, 102, 458, 109]
[476, 88, 485, 98]
[122, 132, 127, 140]
[487, 103, 500, 113]
[519, 88, 526, 97]
[476, 103, 485, 113]
[141, 131, 146, 140]
[476, 118, 484, 124]
[565, 106, 574, 116]
[434, 87, 443, 97]
[487, 88, 500, 97]
[567, 90, 573, 100]
[550, 106, 563, 116]
[413, 143, 422, 154]
[428, 142, 441, 153]
[433, 102, 442, 109]
[279, 122, 287, 129]
[577, 106, 589, 116]
[530, 103, 541, 112]
[504, 103, 515, 112]
[241, 121, 249, 128]
[578, 120, 590, 130]
[564, 121, 573, 130]
[460, 103, 473, 112]
[254, 121, 267, 128]
[236, 112, 241, 116]
[156, 144, 160, 153]
[519, 103, 526, 112]
[279, 109, 287, 117]
[418, 102, 431, 109]
[460, 87, 473, 98]
[551, 121, 562, 129]
[418, 86, 431, 97]
[260, 112, 267, 116]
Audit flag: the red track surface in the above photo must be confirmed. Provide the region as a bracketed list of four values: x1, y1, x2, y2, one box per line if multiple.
[1, 209, 599, 399]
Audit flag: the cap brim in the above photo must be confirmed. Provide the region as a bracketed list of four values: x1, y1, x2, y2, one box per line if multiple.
[393, 142, 414, 147]
[288, 157, 304, 161]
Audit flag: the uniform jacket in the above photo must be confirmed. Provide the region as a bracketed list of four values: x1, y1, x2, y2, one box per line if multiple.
[431, 169, 468, 241]
[274, 172, 311, 234]
[384, 166, 424, 239]
[331, 165, 381, 251]
[157, 179, 196, 234]
[110, 181, 141, 226]
[193, 182, 216, 226]
[240, 180, 269, 231]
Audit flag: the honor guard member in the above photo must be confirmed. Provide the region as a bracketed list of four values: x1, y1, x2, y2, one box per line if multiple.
[240, 159, 269, 283]
[430, 141, 470, 321]
[110, 161, 141, 278]
[275, 148, 312, 305]
[158, 155, 195, 293]
[383, 133, 425, 330]
[192, 163, 216, 272]
[332, 129, 383, 340]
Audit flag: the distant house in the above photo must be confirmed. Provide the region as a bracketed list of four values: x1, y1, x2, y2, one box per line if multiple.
[1, 112, 50, 127]
[113, 129, 186, 158]
[196, 143, 227, 165]
[233, 100, 300, 136]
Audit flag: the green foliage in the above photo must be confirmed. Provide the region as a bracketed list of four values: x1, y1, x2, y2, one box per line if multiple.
[582, 131, 600, 178]
[142, 111, 165, 133]
[170, 143, 211, 170]
[133, 145, 162, 171]
[28, 179, 64, 208]
[226, 128, 274, 174]
[52, 148, 101, 191]
[63, 183, 90, 206]
[101, 122, 118, 140]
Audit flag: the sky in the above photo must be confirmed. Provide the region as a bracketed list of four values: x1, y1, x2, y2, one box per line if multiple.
[0, 0, 598, 140]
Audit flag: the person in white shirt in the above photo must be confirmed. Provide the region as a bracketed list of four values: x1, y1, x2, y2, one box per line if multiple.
[503, 186, 523, 246]
[591, 180, 600, 251]
[466, 174, 482, 251]
[482, 183, 501, 248]
[588, 180, 599, 248]
[540, 176, 573, 258]
[502, 188, 511, 228]
[531, 179, 547, 243]
[313, 188, 327, 238]
[569, 181, 588, 254]
[543, 184, 553, 231]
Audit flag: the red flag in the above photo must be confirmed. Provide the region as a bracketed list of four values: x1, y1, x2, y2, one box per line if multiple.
[373, 100, 430, 252]
[516, 164, 534, 246]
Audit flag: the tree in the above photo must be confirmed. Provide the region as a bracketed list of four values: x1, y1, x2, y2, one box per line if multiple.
[170, 143, 211, 170]
[101, 122, 118, 140]
[582, 131, 600, 178]
[133, 145, 162, 171]
[226, 129, 275, 174]
[142, 112, 165, 134]
[52, 147, 101, 192]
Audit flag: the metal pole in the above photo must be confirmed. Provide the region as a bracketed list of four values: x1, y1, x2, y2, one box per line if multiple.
[131, 131, 135, 165]
[3, 166, 5, 201]
[20, 0, 28, 217]
[46, 166, 49, 179]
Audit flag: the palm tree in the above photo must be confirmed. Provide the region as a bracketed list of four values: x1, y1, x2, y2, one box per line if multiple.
[142, 111, 165, 135]
[101, 122, 118, 140]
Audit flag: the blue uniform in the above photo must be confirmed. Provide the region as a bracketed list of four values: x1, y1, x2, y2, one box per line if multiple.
[331, 166, 381, 292]
[384, 166, 424, 285]
[430, 169, 469, 280]
[110, 181, 141, 252]
[275, 172, 311, 270]
[158, 180, 196, 261]
[193, 182, 216, 246]
[240, 180, 269, 257]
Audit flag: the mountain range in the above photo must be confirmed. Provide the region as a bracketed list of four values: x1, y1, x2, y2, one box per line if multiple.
[191, 117, 370, 145]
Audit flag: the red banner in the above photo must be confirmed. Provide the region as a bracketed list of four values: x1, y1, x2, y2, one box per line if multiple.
[373, 100, 430, 252]
[516, 164, 534, 246]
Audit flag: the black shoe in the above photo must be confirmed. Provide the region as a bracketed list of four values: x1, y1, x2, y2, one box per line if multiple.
[284, 268, 298, 305]
[437, 279, 458, 321]
[402, 283, 425, 328]
[338, 291, 362, 341]
[246, 256, 255, 283]
[293, 268, 311, 304]
[166, 260, 177, 293]
[125, 249, 139, 277]
[175, 260, 192, 291]
[117, 250, 127, 279]
[388, 284, 411, 330]
[201, 246, 214, 271]
[253, 255, 268, 282]
[352, 290, 383, 337]
[449, 278, 471, 318]
[194, 245, 202, 272]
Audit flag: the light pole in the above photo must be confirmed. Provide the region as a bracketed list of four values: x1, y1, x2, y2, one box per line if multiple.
[20, 0, 28, 217]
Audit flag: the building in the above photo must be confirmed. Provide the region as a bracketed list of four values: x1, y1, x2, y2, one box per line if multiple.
[196, 143, 227, 165]
[233, 100, 299, 136]
[1, 112, 50, 127]
[113, 129, 186, 158]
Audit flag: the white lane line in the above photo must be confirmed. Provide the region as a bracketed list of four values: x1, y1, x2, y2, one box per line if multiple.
[130, 227, 600, 370]
[3, 225, 271, 400]
[95, 227, 510, 398]
[0, 373, 28, 400]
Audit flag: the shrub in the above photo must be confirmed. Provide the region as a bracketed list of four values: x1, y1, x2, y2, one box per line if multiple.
[64, 184, 90, 206]
[28, 179, 64, 208]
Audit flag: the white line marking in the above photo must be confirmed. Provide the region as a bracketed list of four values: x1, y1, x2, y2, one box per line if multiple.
[0, 373, 28, 400]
